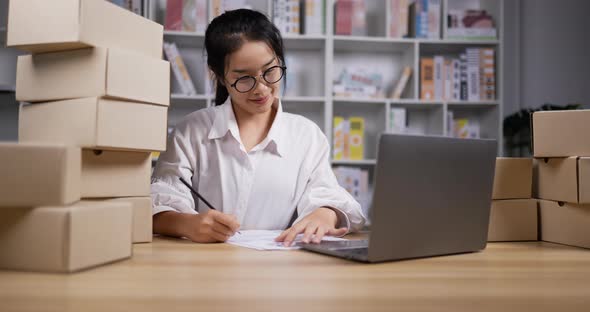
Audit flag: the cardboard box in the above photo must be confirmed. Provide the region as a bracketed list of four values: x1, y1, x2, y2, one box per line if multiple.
[539, 200, 590, 249]
[7, 0, 163, 59]
[492, 158, 533, 199]
[81, 150, 151, 198]
[0, 200, 132, 273]
[531, 110, 590, 157]
[19, 97, 167, 152]
[17, 47, 170, 106]
[0, 143, 81, 207]
[537, 157, 590, 204]
[106, 197, 153, 243]
[487, 199, 538, 242]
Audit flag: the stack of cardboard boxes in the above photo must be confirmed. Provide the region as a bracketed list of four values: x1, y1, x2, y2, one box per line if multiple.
[488, 157, 537, 242]
[0, 0, 169, 272]
[533, 110, 590, 248]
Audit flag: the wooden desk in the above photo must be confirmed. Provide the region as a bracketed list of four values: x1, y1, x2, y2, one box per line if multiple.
[1, 236, 590, 312]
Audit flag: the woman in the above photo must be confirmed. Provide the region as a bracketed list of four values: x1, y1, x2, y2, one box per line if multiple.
[151, 9, 366, 247]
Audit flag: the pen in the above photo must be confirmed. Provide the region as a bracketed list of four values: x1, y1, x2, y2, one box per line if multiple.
[178, 177, 240, 234]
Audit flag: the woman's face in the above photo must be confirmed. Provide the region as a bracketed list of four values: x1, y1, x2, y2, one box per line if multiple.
[224, 40, 281, 116]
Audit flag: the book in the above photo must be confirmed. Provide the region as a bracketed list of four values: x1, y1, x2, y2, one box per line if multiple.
[390, 0, 409, 38]
[348, 117, 365, 160]
[451, 59, 461, 100]
[466, 48, 480, 101]
[446, 110, 454, 136]
[303, 0, 324, 35]
[390, 107, 407, 134]
[165, 0, 183, 31]
[433, 55, 443, 100]
[351, 0, 367, 36]
[443, 58, 452, 100]
[333, 116, 345, 160]
[182, 0, 197, 32]
[420, 57, 434, 100]
[390, 66, 412, 99]
[409, 0, 427, 38]
[163, 42, 197, 95]
[335, 0, 353, 35]
[481, 48, 495, 100]
[459, 53, 467, 100]
[427, 0, 440, 39]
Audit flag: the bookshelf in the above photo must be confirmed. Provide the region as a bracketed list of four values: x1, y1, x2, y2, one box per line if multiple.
[147, 0, 504, 160]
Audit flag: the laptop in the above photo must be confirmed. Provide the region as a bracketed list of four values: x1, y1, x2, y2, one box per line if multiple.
[300, 134, 497, 263]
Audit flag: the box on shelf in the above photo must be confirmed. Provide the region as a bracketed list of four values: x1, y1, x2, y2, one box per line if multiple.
[81, 150, 151, 198]
[0, 143, 81, 207]
[539, 200, 590, 249]
[19, 97, 168, 152]
[537, 157, 590, 204]
[492, 157, 533, 200]
[7, 0, 163, 58]
[98, 197, 153, 243]
[531, 110, 590, 157]
[488, 199, 538, 242]
[0, 200, 133, 273]
[17, 47, 170, 106]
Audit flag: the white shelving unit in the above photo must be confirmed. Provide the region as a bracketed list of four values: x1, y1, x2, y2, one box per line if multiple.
[147, 0, 504, 162]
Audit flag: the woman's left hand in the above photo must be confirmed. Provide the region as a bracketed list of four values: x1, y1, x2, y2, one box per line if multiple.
[275, 207, 348, 247]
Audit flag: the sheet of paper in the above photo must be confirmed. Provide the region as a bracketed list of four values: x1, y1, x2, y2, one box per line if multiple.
[226, 230, 347, 251]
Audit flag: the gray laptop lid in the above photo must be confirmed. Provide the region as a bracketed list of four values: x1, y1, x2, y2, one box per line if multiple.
[368, 134, 497, 262]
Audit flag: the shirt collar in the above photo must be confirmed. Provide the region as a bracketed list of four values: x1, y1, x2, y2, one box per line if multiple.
[208, 96, 284, 157]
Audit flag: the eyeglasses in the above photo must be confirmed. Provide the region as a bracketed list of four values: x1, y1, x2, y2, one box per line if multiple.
[230, 65, 287, 93]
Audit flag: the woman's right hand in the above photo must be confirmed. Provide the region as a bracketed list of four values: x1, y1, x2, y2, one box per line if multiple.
[182, 210, 241, 243]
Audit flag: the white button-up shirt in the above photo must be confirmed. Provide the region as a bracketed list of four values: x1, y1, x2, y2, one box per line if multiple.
[151, 97, 366, 233]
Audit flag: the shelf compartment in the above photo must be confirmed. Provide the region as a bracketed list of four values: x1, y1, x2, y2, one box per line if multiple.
[447, 105, 499, 139]
[389, 103, 444, 136]
[332, 101, 387, 160]
[282, 100, 325, 133]
[284, 49, 325, 97]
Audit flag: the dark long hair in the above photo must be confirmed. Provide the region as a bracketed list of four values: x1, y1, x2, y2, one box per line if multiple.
[204, 9, 285, 106]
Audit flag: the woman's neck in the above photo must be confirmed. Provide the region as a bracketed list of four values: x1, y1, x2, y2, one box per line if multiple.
[231, 101, 277, 151]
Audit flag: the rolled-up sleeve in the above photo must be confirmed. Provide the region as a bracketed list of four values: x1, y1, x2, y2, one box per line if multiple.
[293, 134, 367, 234]
[151, 124, 198, 216]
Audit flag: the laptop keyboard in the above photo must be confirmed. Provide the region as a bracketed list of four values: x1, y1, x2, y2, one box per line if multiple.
[312, 239, 369, 250]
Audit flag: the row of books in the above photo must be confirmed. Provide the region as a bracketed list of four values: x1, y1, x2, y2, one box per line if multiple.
[333, 116, 365, 161]
[338, 0, 497, 40]
[164, 0, 208, 33]
[273, 0, 325, 35]
[335, 0, 440, 38]
[420, 48, 495, 101]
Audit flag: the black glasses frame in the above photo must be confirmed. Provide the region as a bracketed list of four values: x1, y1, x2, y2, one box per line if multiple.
[230, 65, 287, 93]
